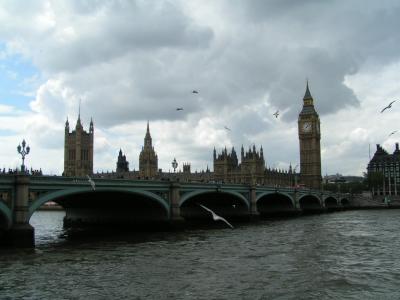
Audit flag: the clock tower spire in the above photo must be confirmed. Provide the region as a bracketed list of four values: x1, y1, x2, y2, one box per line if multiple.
[298, 81, 322, 189]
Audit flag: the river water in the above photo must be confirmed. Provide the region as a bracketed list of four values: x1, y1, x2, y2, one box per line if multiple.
[1, 210, 400, 299]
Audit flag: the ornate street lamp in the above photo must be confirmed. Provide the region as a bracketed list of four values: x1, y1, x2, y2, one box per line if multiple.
[172, 158, 178, 173]
[17, 139, 30, 172]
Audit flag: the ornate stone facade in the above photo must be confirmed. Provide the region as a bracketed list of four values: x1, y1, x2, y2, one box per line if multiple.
[94, 85, 322, 189]
[367, 143, 400, 196]
[212, 145, 294, 186]
[116, 149, 129, 173]
[139, 122, 158, 179]
[63, 115, 94, 177]
[298, 82, 322, 189]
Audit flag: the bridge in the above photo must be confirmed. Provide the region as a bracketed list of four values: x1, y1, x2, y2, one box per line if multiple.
[0, 174, 351, 247]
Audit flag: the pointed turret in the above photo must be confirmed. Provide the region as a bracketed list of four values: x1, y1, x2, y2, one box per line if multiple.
[144, 121, 152, 147]
[299, 81, 318, 115]
[303, 80, 313, 102]
[65, 117, 69, 133]
[89, 117, 94, 133]
[213, 147, 216, 160]
[76, 100, 83, 130]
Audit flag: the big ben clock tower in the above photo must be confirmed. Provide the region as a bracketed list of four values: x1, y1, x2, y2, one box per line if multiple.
[298, 82, 322, 189]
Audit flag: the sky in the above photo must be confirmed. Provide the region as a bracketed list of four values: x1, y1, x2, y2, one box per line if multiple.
[1, 0, 400, 176]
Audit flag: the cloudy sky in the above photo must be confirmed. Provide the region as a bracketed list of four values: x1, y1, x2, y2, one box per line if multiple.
[1, 0, 400, 176]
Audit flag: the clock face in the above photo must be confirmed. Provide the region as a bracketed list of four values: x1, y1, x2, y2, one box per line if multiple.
[302, 122, 312, 133]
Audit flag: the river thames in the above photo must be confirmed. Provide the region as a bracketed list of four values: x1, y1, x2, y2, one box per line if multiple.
[1, 210, 400, 299]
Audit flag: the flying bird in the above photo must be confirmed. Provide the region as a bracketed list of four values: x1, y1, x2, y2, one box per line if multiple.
[87, 175, 95, 191]
[224, 126, 231, 131]
[381, 100, 396, 113]
[273, 110, 279, 118]
[389, 130, 398, 137]
[192, 90, 199, 94]
[198, 204, 234, 229]
[176, 107, 184, 111]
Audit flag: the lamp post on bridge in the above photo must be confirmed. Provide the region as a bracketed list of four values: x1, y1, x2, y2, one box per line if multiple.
[172, 158, 178, 173]
[17, 139, 30, 173]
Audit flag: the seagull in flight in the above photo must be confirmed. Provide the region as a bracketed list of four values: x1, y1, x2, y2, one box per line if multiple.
[273, 110, 279, 118]
[198, 204, 234, 229]
[224, 126, 231, 131]
[87, 175, 95, 191]
[389, 130, 398, 137]
[381, 100, 396, 113]
[176, 107, 184, 111]
[192, 90, 199, 94]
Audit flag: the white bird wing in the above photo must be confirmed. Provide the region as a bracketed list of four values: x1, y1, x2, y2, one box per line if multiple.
[199, 204, 214, 215]
[199, 204, 234, 229]
[215, 215, 234, 229]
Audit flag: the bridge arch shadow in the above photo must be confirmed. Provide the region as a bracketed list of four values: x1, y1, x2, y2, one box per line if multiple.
[0, 201, 12, 230]
[256, 192, 297, 217]
[341, 198, 350, 207]
[324, 196, 340, 211]
[29, 187, 170, 227]
[298, 195, 323, 214]
[180, 191, 250, 221]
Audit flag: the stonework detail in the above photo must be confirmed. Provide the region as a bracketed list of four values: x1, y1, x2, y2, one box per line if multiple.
[139, 122, 158, 179]
[63, 115, 93, 177]
[298, 82, 322, 189]
[212, 145, 294, 186]
[367, 143, 400, 196]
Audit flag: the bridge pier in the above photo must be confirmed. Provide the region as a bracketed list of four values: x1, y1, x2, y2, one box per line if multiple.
[250, 185, 259, 219]
[2, 175, 34, 247]
[170, 182, 184, 224]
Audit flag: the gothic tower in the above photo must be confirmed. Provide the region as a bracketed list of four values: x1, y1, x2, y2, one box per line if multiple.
[63, 113, 94, 177]
[139, 121, 158, 179]
[116, 149, 129, 173]
[298, 82, 322, 189]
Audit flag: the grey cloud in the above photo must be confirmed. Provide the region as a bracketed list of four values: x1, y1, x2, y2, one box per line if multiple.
[36, 1, 213, 73]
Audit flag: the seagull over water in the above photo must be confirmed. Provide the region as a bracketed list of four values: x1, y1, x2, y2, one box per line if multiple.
[87, 175, 95, 191]
[389, 130, 398, 137]
[273, 110, 279, 118]
[198, 204, 234, 229]
[381, 100, 396, 113]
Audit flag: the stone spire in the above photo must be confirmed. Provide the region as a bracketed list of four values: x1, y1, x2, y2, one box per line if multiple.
[65, 117, 69, 132]
[76, 100, 83, 130]
[303, 80, 314, 106]
[144, 121, 152, 147]
[89, 117, 94, 133]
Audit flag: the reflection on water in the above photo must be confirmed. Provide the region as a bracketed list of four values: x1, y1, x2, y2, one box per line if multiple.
[1, 210, 400, 299]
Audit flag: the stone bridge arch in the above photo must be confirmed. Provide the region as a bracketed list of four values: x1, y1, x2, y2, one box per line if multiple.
[179, 189, 250, 220]
[341, 198, 350, 207]
[256, 191, 296, 216]
[0, 201, 12, 229]
[298, 194, 323, 213]
[29, 187, 170, 222]
[324, 196, 339, 210]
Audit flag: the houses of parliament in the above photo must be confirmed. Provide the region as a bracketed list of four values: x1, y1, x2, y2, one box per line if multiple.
[63, 83, 322, 189]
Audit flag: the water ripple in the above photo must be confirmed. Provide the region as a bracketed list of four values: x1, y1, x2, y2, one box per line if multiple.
[2, 210, 400, 299]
